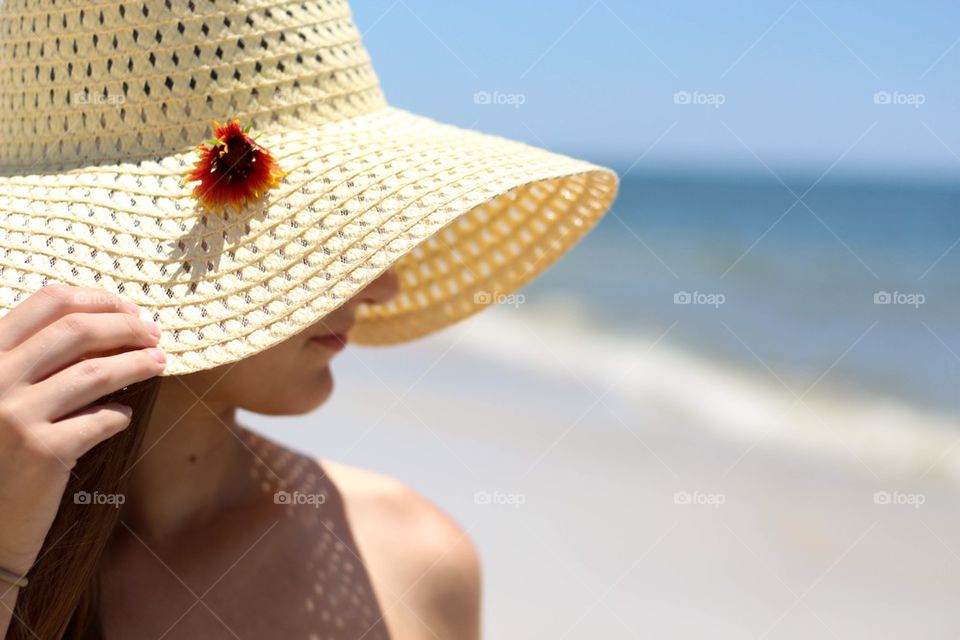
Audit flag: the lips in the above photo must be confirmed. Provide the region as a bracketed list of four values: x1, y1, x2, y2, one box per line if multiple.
[310, 331, 348, 350]
[308, 322, 352, 351]
[307, 315, 354, 352]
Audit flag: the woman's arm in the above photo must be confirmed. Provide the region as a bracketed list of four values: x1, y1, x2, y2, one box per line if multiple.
[0, 285, 165, 638]
[0, 575, 19, 637]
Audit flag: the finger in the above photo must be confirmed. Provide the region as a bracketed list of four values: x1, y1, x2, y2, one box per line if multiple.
[25, 347, 165, 422]
[46, 403, 134, 460]
[0, 284, 140, 351]
[10, 312, 160, 383]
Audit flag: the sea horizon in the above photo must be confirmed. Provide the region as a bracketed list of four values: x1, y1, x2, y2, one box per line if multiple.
[515, 166, 960, 418]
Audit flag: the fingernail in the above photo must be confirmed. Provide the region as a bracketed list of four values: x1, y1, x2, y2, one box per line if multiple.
[143, 320, 161, 338]
[146, 347, 166, 364]
[120, 300, 140, 316]
[118, 404, 133, 418]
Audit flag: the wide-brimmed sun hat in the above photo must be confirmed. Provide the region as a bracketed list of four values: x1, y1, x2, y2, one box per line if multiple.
[0, 0, 619, 375]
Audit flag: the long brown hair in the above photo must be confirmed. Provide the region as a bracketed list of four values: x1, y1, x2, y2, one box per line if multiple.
[8, 377, 163, 640]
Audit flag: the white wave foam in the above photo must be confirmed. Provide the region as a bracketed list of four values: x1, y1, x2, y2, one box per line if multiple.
[447, 302, 960, 481]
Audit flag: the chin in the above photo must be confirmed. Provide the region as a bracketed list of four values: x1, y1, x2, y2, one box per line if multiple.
[304, 367, 335, 410]
[248, 366, 334, 415]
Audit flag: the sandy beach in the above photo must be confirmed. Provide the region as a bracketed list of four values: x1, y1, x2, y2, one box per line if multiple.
[247, 305, 960, 639]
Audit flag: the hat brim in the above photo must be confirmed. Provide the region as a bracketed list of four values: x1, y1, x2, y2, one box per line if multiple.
[0, 106, 619, 375]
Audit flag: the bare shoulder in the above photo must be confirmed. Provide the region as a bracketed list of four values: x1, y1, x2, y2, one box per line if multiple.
[321, 460, 482, 640]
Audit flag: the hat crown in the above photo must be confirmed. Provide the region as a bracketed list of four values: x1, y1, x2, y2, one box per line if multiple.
[0, 0, 386, 171]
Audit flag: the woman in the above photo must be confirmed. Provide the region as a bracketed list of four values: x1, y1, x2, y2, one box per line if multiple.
[0, 0, 618, 636]
[1, 274, 486, 638]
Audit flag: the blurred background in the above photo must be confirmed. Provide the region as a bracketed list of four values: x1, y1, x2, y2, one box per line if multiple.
[251, 1, 960, 637]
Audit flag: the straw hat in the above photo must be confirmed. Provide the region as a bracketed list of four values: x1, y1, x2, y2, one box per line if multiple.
[0, 0, 619, 375]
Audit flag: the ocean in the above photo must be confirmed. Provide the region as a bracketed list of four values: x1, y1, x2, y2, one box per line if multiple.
[519, 168, 960, 417]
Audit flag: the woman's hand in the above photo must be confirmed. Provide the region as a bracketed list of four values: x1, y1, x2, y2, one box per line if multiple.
[0, 284, 165, 577]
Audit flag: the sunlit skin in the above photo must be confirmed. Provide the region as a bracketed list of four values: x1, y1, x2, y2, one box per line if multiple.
[98, 269, 482, 639]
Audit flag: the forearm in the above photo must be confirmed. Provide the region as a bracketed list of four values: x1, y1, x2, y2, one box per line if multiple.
[0, 555, 32, 639]
[0, 584, 17, 639]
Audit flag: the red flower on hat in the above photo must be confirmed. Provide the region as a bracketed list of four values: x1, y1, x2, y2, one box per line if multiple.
[181, 119, 286, 211]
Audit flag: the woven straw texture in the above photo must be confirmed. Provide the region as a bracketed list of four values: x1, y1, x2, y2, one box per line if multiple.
[0, 0, 619, 375]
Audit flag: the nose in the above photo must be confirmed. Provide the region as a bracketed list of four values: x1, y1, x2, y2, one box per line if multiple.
[355, 267, 400, 307]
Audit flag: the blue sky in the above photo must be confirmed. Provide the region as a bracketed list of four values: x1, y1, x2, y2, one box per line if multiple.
[352, 0, 959, 180]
